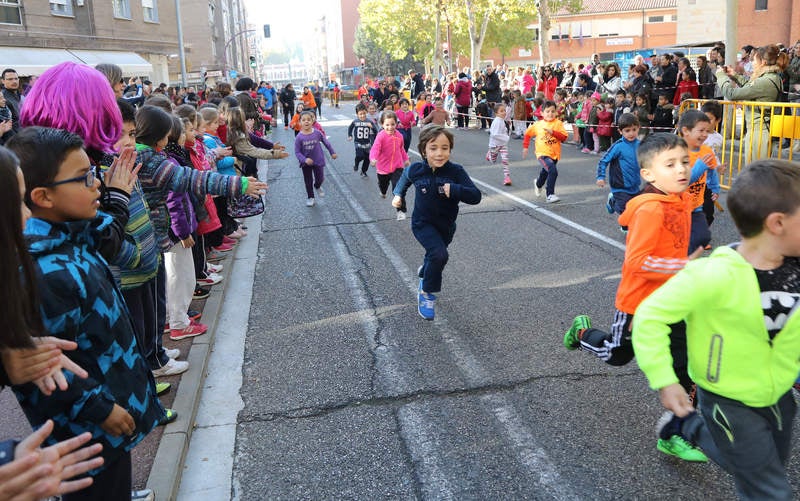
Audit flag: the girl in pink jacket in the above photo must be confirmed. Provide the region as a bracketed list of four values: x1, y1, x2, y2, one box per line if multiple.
[370, 110, 410, 220]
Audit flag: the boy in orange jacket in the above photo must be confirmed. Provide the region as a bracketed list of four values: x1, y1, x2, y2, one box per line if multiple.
[562, 133, 708, 462]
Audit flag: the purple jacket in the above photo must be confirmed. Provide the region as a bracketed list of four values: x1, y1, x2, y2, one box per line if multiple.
[294, 129, 335, 167]
[165, 147, 198, 242]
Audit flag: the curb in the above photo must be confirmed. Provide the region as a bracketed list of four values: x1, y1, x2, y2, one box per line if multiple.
[145, 249, 235, 501]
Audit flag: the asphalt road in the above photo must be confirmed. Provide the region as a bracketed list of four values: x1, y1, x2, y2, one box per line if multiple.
[210, 103, 800, 500]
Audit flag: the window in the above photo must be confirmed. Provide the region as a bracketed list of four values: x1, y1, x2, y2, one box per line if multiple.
[755, 0, 767, 10]
[142, 0, 158, 22]
[113, 0, 131, 19]
[0, 0, 21, 25]
[647, 15, 664, 23]
[50, 0, 73, 16]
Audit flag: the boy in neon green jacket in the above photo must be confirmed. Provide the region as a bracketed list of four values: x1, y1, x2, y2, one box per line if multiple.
[633, 159, 800, 501]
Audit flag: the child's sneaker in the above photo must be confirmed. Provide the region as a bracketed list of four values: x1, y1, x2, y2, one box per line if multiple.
[155, 382, 171, 395]
[206, 263, 223, 273]
[485, 152, 491, 162]
[581, 148, 591, 154]
[193, 287, 210, 300]
[306, 197, 315, 207]
[152, 358, 189, 377]
[546, 194, 561, 203]
[605, 193, 615, 214]
[655, 411, 708, 462]
[534, 184, 541, 197]
[164, 348, 180, 360]
[206, 250, 225, 262]
[196, 274, 222, 286]
[503, 176, 512, 186]
[316, 186, 325, 197]
[169, 321, 208, 341]
[396, 211, 407, 221]
[158, 408, 178, 426]
[563, 315, 591, 350]
[418, 291, 436, 321]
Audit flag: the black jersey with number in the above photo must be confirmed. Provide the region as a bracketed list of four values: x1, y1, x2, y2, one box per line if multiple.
[348, 119, 378, 150]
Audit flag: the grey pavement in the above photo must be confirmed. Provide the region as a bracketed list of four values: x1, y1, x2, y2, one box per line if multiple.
[3, 102, 798, 501]
[174, 104, 800, 500]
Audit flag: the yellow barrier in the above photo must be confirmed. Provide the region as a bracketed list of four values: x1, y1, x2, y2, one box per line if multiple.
[678, 99, 800, 189]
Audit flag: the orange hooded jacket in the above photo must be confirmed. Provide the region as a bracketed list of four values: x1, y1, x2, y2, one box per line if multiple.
[614, 188, 692, 315]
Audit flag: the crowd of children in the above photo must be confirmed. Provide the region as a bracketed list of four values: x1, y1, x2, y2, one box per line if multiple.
[3, 48, 800, 500]
[0, 61, 281, 500]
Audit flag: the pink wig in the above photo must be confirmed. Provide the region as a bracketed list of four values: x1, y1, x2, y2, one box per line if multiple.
[20, 62, 122, 153]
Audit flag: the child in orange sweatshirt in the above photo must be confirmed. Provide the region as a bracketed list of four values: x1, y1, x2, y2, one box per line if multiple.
[522, 100, 568, 203]
[562, 133, 709, 463]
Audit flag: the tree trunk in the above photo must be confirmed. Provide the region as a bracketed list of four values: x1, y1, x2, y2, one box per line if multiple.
[537, 0, 552, 64]
[434, 1, 443, 79]
[465, 0, 491, 70]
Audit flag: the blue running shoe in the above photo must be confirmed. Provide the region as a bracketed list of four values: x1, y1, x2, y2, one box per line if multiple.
[418, 291, 436, 320]
[605, 193, 615, 214]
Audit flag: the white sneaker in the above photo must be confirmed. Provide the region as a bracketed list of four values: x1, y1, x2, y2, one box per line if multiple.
[546, 194, 561, 203]
[164, 348, 180, 360]
[396, 211, 407, 221]
[316, 186, 325, 197]
[306, 197, 315, 207]
[152, 358, 189, 377]
[534, 184, 541, 197]
[206, 262, 223, 273]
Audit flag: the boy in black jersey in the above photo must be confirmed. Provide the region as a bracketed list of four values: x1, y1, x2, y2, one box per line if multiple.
[347, 104, 379, 177]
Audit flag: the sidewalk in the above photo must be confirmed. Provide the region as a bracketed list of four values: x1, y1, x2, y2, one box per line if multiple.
[130, 244, 240, 499]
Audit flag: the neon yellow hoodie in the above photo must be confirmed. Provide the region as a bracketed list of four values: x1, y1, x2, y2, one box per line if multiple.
[633, 246, 800, 407]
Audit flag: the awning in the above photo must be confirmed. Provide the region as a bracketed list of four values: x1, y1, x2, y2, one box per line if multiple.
[0, 47, 82, 76]
[67, 50, 153, 76]
[0, 47, 153, 76]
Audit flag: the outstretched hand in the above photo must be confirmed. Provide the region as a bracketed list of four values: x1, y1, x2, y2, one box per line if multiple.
[2, 420, 104, 500]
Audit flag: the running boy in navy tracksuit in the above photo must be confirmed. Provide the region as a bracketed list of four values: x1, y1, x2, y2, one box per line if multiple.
[392, 125, 482, 320]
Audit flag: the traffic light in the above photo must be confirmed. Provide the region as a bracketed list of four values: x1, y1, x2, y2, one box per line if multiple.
[360, 57, 365, 70]
[249, 56, 256, 68]
[442, 43, 449, 59]
[263, 24, 271, 38]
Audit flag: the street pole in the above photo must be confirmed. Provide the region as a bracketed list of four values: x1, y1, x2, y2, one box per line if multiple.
[174, 0, 188, 87]
[222, 29, 256, 82]
[725, 2, 738, 66]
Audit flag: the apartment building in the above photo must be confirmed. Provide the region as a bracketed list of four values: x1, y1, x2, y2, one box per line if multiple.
[175, 0, 252, 85]
[0, 0, 180, 83]
[0, 0, 252, 87]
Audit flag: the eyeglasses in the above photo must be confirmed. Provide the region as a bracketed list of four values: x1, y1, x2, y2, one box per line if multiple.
[44, 169, 97, 188]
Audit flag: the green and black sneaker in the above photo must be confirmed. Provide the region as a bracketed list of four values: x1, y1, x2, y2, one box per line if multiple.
[655, 411, 708, 462]
[563, 315, 591, 350]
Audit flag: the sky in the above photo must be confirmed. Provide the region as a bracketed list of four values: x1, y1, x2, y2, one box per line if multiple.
[243, 0, 329, 48]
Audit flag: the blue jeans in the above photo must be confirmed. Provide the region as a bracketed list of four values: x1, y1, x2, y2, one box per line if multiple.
[535, 156, 559, 196]
[412, 222, 455, 294]
[683, 389, 796, 501]
[399, 128, 411, 152]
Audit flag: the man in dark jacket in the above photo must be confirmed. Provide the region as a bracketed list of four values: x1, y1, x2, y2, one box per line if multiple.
[409, 69, 426, 100]
[279, 83, 296, 128]
[1, 68, 24, 135]
[483, 65, 502, 116]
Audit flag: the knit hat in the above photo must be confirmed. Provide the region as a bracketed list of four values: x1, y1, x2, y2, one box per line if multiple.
[591, 91, 602, 101]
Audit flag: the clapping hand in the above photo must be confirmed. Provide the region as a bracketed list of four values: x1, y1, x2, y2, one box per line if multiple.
[105, 147, 142, 194]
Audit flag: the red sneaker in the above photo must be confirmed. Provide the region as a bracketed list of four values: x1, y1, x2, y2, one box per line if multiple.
[169, 322, 208, 340]
[212, 244, 234, 252]
[222, 236, 237, 246]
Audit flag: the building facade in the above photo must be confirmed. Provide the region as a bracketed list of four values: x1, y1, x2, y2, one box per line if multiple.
[0, 0, 180, 83]
[174, 0, 252, 85]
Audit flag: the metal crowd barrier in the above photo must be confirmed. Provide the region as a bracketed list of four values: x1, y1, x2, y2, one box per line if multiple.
[679, 99, 800, 189]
